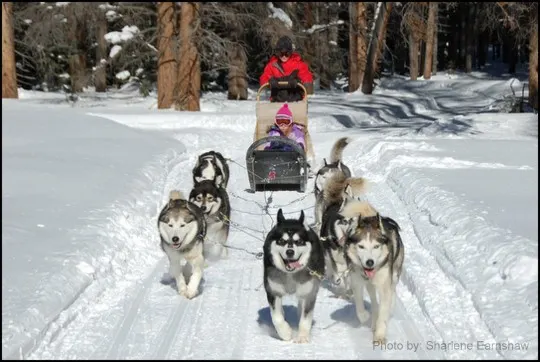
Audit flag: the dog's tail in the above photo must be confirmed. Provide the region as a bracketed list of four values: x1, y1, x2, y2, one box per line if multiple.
[340, 199, 378, 219]
[169, 190, 184, 201]
[345, 176, 368, 197]
[329, 137, 351, 163]
[324, 173, 368, 204]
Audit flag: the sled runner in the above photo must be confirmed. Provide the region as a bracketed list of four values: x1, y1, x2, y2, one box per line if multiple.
[246, 82, 314, 193]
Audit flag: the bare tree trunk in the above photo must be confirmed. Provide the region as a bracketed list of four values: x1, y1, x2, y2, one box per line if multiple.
[95, 11, 108, 92]
[316, 5, 331, 90]
[432, 4, 438, 75]
[459, 3, 466, 69]
[348, 3, 358, 92]
[362, 2, 392, 94]
[2, 2, 18, 99]
[67, 6, 87, 93]
[175, 2, 200, 111]
[372, 3, 392, 79]
[356, 2, 368, 89]
[529, 21, 538, 111]
[349, 2, 367, 92]
[409, 33, 419, 80]
[227, 44, 248, 100]
[423, 2, 437, 79]
[304, 3, 315, 95]
[465, 4, 475, 73]
[157, 2, 176, 109]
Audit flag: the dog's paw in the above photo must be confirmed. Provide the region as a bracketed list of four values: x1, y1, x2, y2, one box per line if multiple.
[294, 334, 310, 344]
[275, 323, 293, 341]
[184, 287, 199, 299]
[177, 285, 187, 296]
[356, 310, 371, 324]
[373, 333, 386, 345]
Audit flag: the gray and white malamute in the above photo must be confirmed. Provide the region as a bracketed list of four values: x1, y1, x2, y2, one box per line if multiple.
[189, 179, 231, 258]
[158, 190, 207, 299]
[314, 137, 352, 199]
[263, 209, 325, 343]
[192, 151, 230, 188]
[341, 200, 404, 344]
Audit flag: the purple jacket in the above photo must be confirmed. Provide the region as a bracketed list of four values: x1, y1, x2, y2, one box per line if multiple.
[265, 124, 306, 151]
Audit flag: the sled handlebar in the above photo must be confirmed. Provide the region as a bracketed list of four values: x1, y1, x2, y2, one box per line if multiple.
[257, 82, 307, 102]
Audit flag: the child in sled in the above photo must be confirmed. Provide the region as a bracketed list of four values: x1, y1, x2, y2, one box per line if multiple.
[264, 103, 306, 152]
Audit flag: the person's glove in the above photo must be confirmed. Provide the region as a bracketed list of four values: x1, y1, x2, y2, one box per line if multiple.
[269, 77, 279, 89]
[288, 78, 298, 88]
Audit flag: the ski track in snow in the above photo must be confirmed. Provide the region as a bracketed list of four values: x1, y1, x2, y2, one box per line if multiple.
[24, 95, 530, 359]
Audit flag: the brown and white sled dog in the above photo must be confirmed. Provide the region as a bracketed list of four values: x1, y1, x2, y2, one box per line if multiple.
[158, 190, 207, 299]
[189, 179, 231, 259]
[314, 162, 362, 233]
[317, 172, 368, 292]
[340, 200, 404, 344]
[314, 137, 352, 199]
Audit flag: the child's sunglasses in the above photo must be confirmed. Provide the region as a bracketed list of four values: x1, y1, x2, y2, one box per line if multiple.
[275, 118, 292, 126]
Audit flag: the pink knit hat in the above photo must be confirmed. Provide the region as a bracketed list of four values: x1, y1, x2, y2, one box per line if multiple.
[275, 103, 293, 122]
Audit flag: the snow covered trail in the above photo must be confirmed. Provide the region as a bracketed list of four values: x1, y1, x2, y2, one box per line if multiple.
[20, 77, 536, 359]
[26, 117, 444, 360]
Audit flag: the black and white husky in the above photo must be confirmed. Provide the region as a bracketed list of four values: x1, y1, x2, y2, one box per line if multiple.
[314, 137, 352, 199]
[192, 151, 230, 188]
[341, 199, 405, 345]
[158, 190, 207, 299]
[189, 179, 231, 258]
[263, 209, 325, 343]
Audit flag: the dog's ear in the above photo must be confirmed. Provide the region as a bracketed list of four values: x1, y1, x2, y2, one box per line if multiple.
[298, 210, 305, 225]
[344, 183, 354, 199]
[323, 158, 328, 166]
[277, 208, 285, 224]
[377, 213, 386, 235]
[214, 175, 223, 188]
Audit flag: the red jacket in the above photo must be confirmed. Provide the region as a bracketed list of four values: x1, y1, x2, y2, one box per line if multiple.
[259, 52, 313, 86]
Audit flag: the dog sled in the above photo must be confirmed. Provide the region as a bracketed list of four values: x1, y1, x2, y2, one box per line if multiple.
[246, 81, 315, 193]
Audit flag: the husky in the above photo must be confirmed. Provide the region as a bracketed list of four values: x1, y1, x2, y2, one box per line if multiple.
[314, 137, 352, 199]
[192, 150, 230, 188]
[189, 179, 231, 258]
[263, 209, 325, 343]
[317, 173, 368, 294]
[158, 190, 207, 299]
[341, 200, 404, 344]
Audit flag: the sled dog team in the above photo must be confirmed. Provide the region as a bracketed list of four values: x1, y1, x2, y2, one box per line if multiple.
[157, 138, 405, 345]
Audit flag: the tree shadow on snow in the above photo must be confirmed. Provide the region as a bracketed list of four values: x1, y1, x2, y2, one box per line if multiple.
[256, 305, 318, 340]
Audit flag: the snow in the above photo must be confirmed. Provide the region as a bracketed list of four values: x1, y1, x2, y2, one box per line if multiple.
[109, 44, 122, 59]
[305, 20, 345, 34]
[115, 70, 130, 81]
[2, 63, 538, 360]
[268, 3, 293, 29]
[104, 26, 140, 45]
